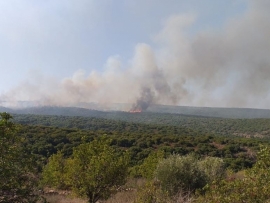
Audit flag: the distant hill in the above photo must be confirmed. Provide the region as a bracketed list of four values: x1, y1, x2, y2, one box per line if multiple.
[0, 106, 106, 117]
[147, 105, 270, 119]
[2, 105, 270, 138]
[0, 106, 11, 113]
[1, 104, 270, 119]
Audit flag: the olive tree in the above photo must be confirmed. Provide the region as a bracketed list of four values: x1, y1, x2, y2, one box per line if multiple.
[198, 156, 225, 183]
[154, 154, 207, 195]
[65, 137, 129, 203]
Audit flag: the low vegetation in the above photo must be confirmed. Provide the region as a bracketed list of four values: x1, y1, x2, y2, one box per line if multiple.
[2, 112, 270, 202]
[14, 115, 266, 171]
[197, 145, 270, 203]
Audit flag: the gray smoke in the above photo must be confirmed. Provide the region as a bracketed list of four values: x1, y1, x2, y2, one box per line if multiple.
[131, 87, 154, 111]
[1, 1, 270, 109]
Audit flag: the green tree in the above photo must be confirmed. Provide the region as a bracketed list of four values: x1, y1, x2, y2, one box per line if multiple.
[41, 151, 67, 189]
[139, 150, 165, 180]
[65, 136, 130, 203]
[0, 112, 39, 203]
[155, 154, 206, 196]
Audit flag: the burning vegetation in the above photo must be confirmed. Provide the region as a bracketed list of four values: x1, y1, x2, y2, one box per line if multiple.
[129, 87, 153, 113]
[129, 108, 142, 113]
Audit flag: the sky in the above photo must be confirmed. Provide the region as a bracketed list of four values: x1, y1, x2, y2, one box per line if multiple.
[0, 0, 270, 109]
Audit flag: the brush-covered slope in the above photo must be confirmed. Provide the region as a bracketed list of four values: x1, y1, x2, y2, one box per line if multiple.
[2, 104, 270, 119]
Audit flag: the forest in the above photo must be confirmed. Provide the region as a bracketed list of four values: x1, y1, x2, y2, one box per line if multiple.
[2, 109, 270, 202]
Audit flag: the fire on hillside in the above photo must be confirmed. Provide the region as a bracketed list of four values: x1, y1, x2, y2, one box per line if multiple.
[129, 108, 142, 113]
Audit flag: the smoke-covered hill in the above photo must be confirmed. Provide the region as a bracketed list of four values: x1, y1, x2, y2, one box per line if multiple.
[147, 105, 270, 119]
[2, 105, 270, 138]
[1, 104, 270, 119]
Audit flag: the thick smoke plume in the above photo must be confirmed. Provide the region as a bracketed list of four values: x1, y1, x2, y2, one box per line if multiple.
[1, 1, 270, 109]
[130, 87, 154, 111]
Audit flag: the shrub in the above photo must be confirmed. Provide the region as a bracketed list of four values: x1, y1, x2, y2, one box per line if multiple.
[198, 156, 225, 183]
[154, 154, 206, 196]
[197, 146, 270, 203]
[41, 151, 68, 189]
[134, 180, 170, 203]
[139, 150, 165, 180]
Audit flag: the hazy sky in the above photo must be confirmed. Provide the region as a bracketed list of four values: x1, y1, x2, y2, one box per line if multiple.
[1, 0, 270, 109]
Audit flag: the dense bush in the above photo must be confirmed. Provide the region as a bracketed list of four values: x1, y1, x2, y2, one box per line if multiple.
[198, 156, 225, 183]
[197, 146, 270, 203]
[155, 154, 207, 195]
[134, 181, 170, 203]
[138, 150, 165, 180]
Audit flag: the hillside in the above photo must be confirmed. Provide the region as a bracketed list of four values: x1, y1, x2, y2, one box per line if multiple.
[2, 104, 270, 119]
[14, 115, 267, 171]
[2, 105, 270, 170]
[148, 105, 270, 119]
[6, 106, 270, 138]
[2, 106, 270, 201]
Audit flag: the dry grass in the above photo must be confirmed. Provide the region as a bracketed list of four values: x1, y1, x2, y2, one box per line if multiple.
[104, 190, 136, 203]
[42, 178, 198, 203]
[103, 178, 143, 203]
[42, 194, 87, 203]
[173, 190, 194, 203]
[41, 188, 195, 203]
[42, 191, 136, 203]
[41, 179, 140, 203]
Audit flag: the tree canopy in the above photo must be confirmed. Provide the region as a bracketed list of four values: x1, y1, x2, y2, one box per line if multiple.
[42, 136, 130, 203]
[0, 113, 39, 203]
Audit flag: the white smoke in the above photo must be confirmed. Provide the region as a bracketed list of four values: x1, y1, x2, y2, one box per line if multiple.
[1, 0, 270, 109]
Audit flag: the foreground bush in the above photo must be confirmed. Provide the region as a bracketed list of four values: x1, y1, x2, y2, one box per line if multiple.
[41, 151, 67, 189]
[134, 180, 194, 203]
[42, 136, 130, 203]
[198, 156, 225, 183]
[134, 181, 170, 203]
[197, 146, 270, 203]
[138, 150, 165, 180]
[155, 154, 207, 196]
